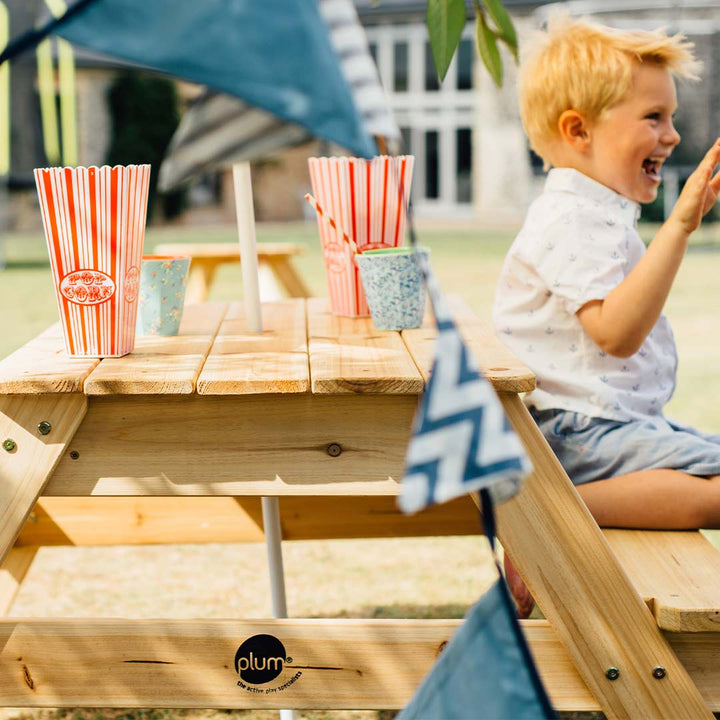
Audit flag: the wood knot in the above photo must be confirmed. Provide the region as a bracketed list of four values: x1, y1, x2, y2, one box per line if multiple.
[23, 665, 35, 690]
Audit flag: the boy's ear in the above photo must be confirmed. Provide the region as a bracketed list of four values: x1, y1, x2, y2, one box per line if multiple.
[558, 110, 591, 151]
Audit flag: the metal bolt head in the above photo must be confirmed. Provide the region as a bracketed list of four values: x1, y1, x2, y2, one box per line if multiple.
[69, 450, 80, 460]
[326, 443, 342, 457]
[652, 666, 666, 679]
[2, 439, 16, 452]
[38, 421, 52, 436]
[605, 666, 620, 681]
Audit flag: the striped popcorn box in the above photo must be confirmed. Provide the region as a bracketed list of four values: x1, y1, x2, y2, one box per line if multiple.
[308, 155, 414, 317]
[34, 164, 151, 357]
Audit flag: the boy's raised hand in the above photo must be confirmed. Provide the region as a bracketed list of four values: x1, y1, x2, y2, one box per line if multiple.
[669, 139, 720, 236]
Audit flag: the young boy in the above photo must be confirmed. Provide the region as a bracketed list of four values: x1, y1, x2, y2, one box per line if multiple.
[493, 16, 720, 615]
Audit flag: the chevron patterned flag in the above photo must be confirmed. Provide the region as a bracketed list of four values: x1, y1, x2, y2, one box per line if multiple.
[399, 251, 531, 514]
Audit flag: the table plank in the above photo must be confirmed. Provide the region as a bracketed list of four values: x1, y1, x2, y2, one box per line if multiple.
[83, 303, 227, 395]
[402, 296, 535, 393]
[3, 618, 720, 711]
[44, 394, 410, 497]
[307, 298, 423, 395]
[0, 617, 460, 709]
[16, 495, 479, 546]
[154, 241, 305, 258]
[197, 299, 309, 394]
[0, 324, 99, 394]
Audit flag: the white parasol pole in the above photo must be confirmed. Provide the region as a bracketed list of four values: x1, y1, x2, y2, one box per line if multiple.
[233, 161, 263, 332]
[232, 161, 295, 720]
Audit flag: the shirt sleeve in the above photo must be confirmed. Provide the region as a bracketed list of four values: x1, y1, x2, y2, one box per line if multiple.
[522, 206, 629, 314]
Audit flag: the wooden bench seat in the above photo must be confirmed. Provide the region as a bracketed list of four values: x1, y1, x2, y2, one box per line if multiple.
[604, 528, 720, 632]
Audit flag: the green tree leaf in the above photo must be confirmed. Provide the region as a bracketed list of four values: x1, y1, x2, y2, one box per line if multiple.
[481, 0, 518, 59]
[426, 0, 467, 82]
[475, 10, 503, 87]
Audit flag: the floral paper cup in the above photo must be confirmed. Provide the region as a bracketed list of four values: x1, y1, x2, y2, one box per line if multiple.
[34, 164, 151, 357]
[136, 255, 191, 336]
[354, 247, 428, 331]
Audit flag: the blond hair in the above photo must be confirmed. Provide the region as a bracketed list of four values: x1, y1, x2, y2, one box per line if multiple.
[519, 15, 701, 165]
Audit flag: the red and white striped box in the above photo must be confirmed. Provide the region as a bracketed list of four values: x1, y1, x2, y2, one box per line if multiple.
[308, 155, 414, 317]
[34, 164, 151, 357]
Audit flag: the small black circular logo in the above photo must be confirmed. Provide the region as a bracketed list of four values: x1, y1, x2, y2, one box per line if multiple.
[234, 634, 287, 684]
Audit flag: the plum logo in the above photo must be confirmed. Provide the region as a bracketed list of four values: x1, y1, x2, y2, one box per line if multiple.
[234, 634, 288, 684]
[60, 269, 115, 306]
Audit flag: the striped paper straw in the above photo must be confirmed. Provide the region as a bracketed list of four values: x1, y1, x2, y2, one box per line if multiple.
[304, 193, 359, 254]
[34, 164, 151, 357]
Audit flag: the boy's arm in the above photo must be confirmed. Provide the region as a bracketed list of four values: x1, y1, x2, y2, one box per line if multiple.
[577, 140, 720, 358]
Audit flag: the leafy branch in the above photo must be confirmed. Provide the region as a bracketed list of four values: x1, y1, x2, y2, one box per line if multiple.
[426, 0, 518, 87]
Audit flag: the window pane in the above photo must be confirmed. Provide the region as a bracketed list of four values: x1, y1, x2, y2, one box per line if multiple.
[400, 127, 412, 156]
[457, 39, 473, 90]
[394, 42, 408, 92]
[368, 42, 378, 65]
[456, 128, 472, 203]
[425, 130, 439, 199]
[425, 43, 440, 91]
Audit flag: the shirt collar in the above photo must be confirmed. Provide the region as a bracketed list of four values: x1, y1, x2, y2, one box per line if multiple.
[545, 168, 641, 226]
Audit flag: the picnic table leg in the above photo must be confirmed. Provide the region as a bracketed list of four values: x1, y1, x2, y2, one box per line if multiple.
[265, 256, 312, 298]
[0, 393, 87, 567]
[185, 258, 221, 304]
[257, 262, 285, 302]
[493, 392, 712, 719]
[261, 496, 297, 720]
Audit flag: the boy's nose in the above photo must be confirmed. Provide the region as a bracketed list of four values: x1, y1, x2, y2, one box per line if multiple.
[663, 122, 681, 147]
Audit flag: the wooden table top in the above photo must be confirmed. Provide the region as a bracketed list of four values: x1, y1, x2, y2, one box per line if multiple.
[153, 241, 305, 259]
[0, 297, 535, 397]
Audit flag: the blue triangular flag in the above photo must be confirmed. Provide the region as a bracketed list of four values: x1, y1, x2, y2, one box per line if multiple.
[399, 251, 531, 514]
[397, 490, 558, 720]
[0, 0, 377, 159]
[397, 579, 556, 720]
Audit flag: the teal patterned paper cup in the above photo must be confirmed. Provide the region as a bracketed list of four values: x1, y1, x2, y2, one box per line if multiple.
[354, 247, 428, 331]
[136, 255, 191, 336]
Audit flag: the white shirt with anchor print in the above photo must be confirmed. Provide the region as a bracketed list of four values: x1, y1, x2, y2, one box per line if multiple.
[493, 167, 677, 424]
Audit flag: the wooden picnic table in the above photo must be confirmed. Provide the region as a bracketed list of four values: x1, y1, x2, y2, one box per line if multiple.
[2, 297, 720, 716]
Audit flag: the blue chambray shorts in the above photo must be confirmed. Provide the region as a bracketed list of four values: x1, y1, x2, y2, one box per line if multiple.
[530, 407, 720, 486]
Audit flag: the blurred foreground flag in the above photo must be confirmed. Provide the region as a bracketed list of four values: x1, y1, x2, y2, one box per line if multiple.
[399, 256, 531, 514]
[0, 0, 377, 160]
[397, 486, 558, 719]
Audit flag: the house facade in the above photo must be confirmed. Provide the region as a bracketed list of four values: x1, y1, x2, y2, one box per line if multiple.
[358, 0, 720, 224]
[4, 0, 720, 229]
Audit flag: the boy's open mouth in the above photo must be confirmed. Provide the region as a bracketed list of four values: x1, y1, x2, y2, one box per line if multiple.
[642, 158, 663, 181]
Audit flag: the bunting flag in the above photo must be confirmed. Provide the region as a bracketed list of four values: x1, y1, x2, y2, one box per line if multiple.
[399, 249, 531, 514]
[397, 491, 558, 720]
[158, 0, 399, 191]
[396, 220, 555, 717]
[0, 0, 377, 161]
